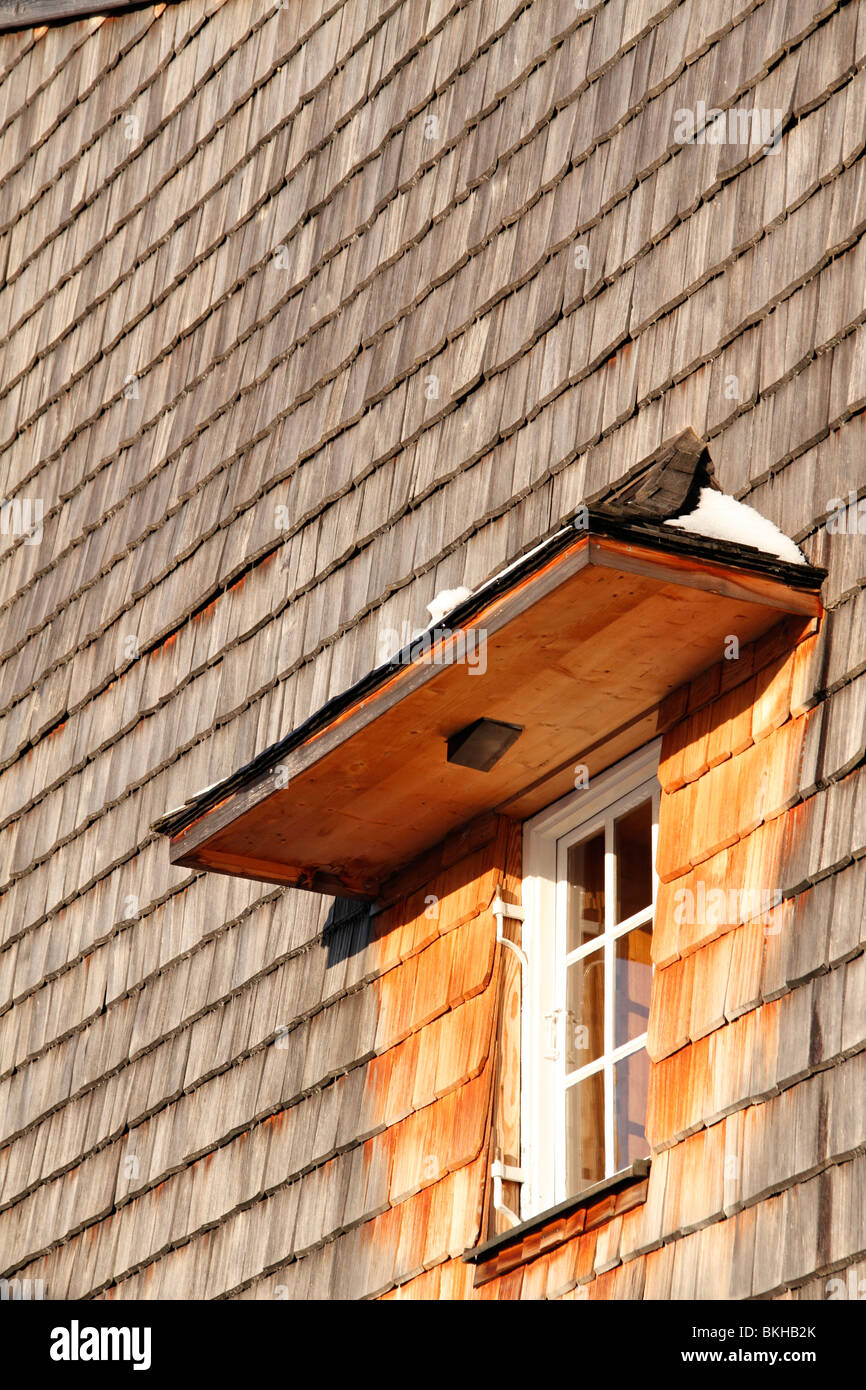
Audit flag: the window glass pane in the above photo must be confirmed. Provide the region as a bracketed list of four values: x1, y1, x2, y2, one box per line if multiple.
[614, 799, 652, 923]
[566, 831, 605, 952]
[614, 921, 653, 1048]
[566, 946, 604, 1068]
[613, 1049, 651, 1169]
[566, 1070, 605, 1191]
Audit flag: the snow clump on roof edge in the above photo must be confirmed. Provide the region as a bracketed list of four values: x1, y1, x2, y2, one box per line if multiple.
[664, 488, 807, 565]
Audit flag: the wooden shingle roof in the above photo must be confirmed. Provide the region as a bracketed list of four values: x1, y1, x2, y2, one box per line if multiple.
[1, 0, 863, 1303]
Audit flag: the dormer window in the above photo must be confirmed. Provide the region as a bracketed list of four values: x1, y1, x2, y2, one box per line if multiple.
[521, 743, 660, 1216]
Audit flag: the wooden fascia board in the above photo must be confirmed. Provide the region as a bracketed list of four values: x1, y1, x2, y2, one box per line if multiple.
[0, 1, 168, 33]
[588, 535, 824, 616]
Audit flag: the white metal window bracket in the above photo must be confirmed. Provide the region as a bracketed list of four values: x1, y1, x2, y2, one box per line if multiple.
[490, 1160, 526, 1229]
[491, 892, 528, 969]
[490, 890, 528, 1226]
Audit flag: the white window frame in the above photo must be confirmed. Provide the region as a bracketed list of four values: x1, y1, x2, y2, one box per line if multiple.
[521, 740, 661, 1219]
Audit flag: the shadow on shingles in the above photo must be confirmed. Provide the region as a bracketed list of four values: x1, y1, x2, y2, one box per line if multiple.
[323, 895, 373, 966]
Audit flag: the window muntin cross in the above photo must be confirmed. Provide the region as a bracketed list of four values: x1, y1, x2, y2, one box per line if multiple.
[555, 787, 658, 1193]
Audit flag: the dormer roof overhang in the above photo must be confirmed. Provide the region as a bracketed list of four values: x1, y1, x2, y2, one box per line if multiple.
[155, 504, 825, 900]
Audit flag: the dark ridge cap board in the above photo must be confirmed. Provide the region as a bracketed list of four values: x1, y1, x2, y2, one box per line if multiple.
[0, 0, 172, 32]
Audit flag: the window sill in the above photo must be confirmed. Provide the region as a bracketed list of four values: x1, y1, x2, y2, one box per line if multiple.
[463, 1159, 650, 1286]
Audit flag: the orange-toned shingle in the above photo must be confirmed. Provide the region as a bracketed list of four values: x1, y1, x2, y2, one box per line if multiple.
[446, 1153, 486, 1255]
[690, 751, 741, 863]
[647, 954, 694, 1061]
[447, 910, 495, 1006]
[749, 998, 783, 1101]
[719, 639, 756, 694]
[393, 894, 442, 962]
[751, 651, 795, 742]
[680, 702, 714, 784]
[545, 1238, 579, 1298]
[763, 711, 808, 822]
[361, 1200, 403, 1297]
[430, 991, 492, 1102]
[437, 1257, 475, 1300]
[422, 1171, 459, 1272]
[390, 1069, 489, 1206]
[429, 852, 499, 936]
[663, 719, 810, 885]
[705, 675, 755, 767]
[593, 1214, 623, 1274]
[411, 933, 452, 1030]
[370, 901, 408, 975]
[430, 1001, 474, 1102]
[730, 739, 771, 842]
[688, 663, 722, 714]
[724, 1008, 762, 1123]
[373, 953, 415, 1052]
[656, 782, 697, 883]
[667, 1123, 726, 1233]
[393, 1263, 441, 1300]
[673, 850, 737, 957]
[466, 983, 498, 1077]
[643, 1240, 677, 1299]
[389, 1099, 436, 1205]
[524, 1251, 555, 1299]
[573, 1227, 599, 1284]
[658, 683, 690, 735]
[419, 1158, 488, 1272]
[646, 1046, 683, 1147]
[724, 918, 765, 1018]
[385, 1027, 420, 1125]
[342, 1131, 392, 1231]
[653, 876, 684, 967]
[374, 925, 477, 1054]
[474, 1265, 524, 1300]
[395, 1183, 433, 1281]
[702, 1022, 740, 1128]
[448, 1069, 491, 1173]
[412, 1013, 445, 1113]
[740, 815, 788, 917]
[360, 1047, 394, 1134]
[689, 931, 734, 1040]
[659, 716, 690, 793]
